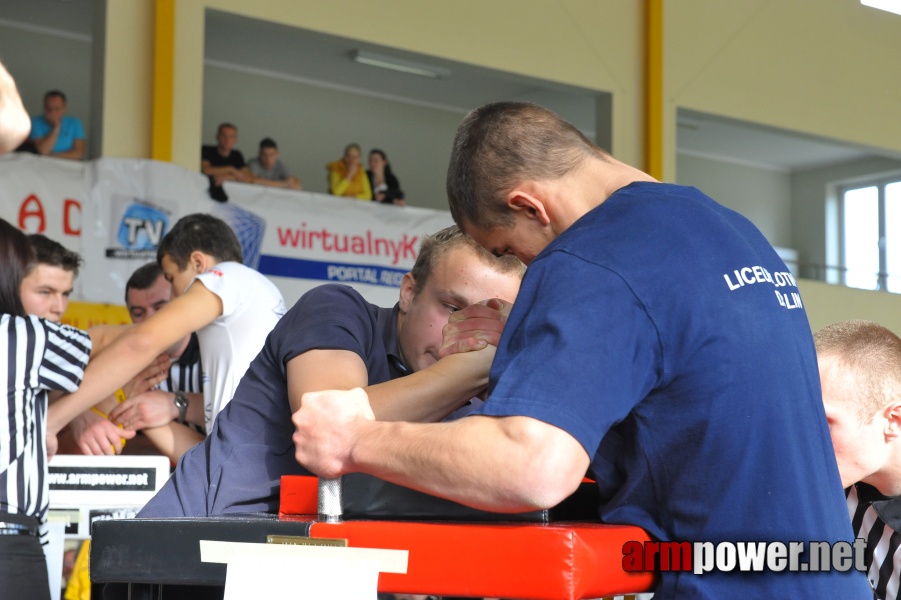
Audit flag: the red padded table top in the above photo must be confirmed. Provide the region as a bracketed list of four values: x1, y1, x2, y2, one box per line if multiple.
[281, 475, 655, 599]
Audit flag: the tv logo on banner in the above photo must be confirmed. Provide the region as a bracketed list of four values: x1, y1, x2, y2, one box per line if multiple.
[106, 197, 174, 259]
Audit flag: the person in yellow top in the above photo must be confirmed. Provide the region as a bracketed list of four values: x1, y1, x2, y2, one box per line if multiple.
[326, 143, 372, 200]
[63, 539, 90, 600]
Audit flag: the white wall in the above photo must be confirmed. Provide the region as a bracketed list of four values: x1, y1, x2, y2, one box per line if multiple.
[0, 23, 93, 155]
[800, 279, 901, 335]
[676, 153, 792, 248]
[666, 0, 901, 185]
[5, 1, 901, 310]
[202, 63, 464, 211]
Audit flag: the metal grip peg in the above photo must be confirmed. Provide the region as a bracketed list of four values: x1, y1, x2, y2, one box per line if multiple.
[317, 476, 343, 522]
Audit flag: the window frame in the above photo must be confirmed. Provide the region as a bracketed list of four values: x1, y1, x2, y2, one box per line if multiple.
[837, 175, 898, 291]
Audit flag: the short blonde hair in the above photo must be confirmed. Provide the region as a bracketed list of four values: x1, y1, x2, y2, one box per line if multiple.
[409, 225, 525, 295]
[814, 320, 901, 421]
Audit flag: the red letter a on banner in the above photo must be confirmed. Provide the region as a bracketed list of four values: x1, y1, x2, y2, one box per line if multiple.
[18, 194, 46, 233]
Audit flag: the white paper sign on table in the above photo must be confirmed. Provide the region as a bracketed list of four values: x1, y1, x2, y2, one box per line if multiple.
[200, 539, 408, 600]
[223, 552, 379, 600]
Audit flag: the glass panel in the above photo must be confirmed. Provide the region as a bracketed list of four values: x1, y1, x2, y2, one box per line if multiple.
[887, 182, 901, 293]
[843, 186, 879, 290]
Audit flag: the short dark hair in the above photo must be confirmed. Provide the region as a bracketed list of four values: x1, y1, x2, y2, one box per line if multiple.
[27, 234, 82, 277]
[259, 138, 277, 150]
[409, 225, 525, 296]
[0, 218, 33, 316]
[156, 213, 243, 270]
[125, 262, 164, 304]
[44, 90, 66, 104]
[446, 101, 603, 230]
[217, 122, 237, 135]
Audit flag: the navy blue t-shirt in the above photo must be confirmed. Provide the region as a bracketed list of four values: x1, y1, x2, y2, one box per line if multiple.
[139, 284, 405, 516]
[477, 182, 871, 597]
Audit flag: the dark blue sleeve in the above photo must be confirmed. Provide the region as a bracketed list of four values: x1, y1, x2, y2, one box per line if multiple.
[268, 284, 377, 369]
[139, 285, 380, 518]
[478, 251, 662, 456]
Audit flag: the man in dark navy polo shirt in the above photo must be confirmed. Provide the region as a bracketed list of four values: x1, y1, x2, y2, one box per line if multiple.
[139, 225, 523, 516]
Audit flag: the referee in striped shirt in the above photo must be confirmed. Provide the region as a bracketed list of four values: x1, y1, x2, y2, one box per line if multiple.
[0, 219, 97, 599]
[815, 320, 901, 599]
[0, 60, 82, 599]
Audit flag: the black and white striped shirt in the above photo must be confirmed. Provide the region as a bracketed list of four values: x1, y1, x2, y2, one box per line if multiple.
[1, 315, 91, 526]
[158, 332, 202, 395]
[849, 482, 901, 599]
[158, 362, 201, 394]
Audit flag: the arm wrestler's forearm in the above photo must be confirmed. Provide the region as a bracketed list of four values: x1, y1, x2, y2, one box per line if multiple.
[142, 422, 204, 462]
[367, 349, 492, 422]
[349, 415, 588, 512]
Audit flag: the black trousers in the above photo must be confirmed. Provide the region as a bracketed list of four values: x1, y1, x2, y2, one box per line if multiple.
[0, 533, 51, 600]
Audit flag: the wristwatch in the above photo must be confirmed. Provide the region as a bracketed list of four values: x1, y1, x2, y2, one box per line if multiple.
[173, 392, 188, 425]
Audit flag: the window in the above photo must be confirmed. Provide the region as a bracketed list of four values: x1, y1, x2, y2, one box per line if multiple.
[839, 178, 901, 292]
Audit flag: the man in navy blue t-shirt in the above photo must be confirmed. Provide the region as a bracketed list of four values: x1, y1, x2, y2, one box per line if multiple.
[294, 102, 872, 598]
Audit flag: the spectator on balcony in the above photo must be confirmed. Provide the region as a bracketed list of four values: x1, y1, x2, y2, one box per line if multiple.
[201, 123, 251, 202]
[367, 148, 405, 206]
[28, 90, 85, 160]
[327, 143, 372, 201]
[248, 137, 301, 190]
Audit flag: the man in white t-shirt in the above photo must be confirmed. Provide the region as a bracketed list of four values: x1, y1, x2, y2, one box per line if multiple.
[48, 214, 286, 462]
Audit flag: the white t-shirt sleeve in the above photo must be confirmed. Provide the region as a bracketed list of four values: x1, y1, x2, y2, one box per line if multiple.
[191, 261, 244, 319]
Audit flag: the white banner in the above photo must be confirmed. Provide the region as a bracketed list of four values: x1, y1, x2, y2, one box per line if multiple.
[221, 182, 453, 306]
[0, 155, 453, 308]
[0, 153, 88, 298]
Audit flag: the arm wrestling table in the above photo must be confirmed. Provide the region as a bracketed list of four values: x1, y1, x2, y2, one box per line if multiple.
[90, 476, 654, 599]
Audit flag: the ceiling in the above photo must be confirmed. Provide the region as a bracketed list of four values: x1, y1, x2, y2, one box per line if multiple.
[0, 0, 888, 172]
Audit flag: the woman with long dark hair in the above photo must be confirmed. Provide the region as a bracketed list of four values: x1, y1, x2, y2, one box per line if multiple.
[367, 148, 406, 205]
[0, 218, 92, 599]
